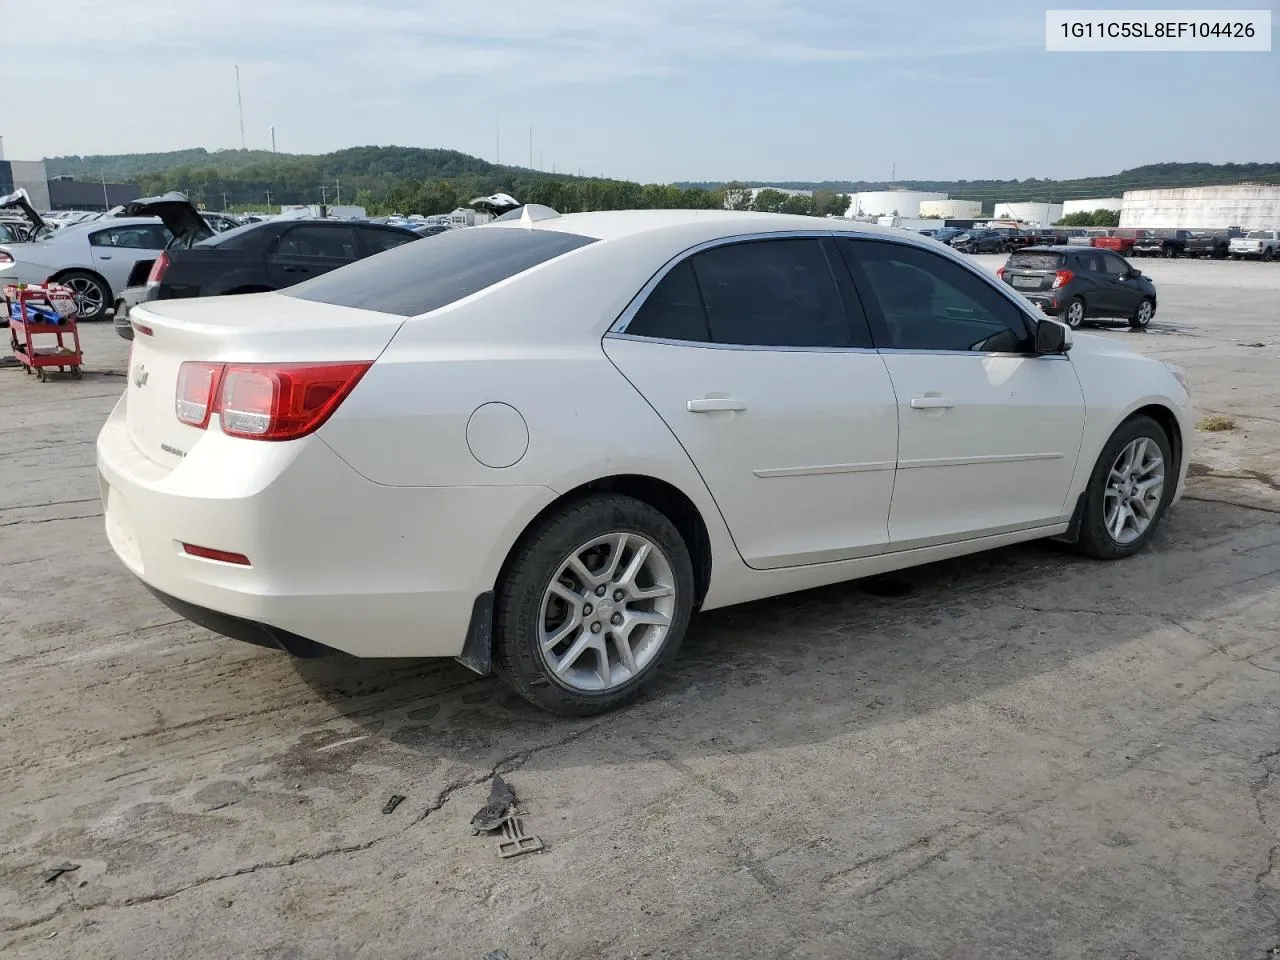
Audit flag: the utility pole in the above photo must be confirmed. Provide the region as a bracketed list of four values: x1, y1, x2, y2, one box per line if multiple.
[270, 125, 276, 153]
[235, 65, 246, 150]
[321, 185, 328, 205]
[528, 126, 533, 168]
[100, 170, 109, 210]
[891, 162, 896, 181]
[334, 178, 341, 204]
[222, 192, 229, 211]
[265, 189, 273, 210]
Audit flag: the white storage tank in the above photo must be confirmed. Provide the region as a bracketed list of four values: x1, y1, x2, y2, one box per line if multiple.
[992, 201, 1064, 226]
[845, 190, 947, 218]
[918, 199, 982, 219]
[1119, 184, 1280, 230]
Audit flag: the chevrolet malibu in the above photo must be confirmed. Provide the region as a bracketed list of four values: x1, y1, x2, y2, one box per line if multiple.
[98, 209, 1194, 716]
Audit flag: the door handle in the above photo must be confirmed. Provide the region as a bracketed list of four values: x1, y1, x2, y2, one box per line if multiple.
[281, 266, 307, 273]
[910, 396, 954, 410]
[98, 255, 112, 260]
[687, 398, 747, 413]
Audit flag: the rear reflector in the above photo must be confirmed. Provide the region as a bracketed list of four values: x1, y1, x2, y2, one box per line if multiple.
[175, 361, 223, 429]
[182, 543, 251, 565]
[996, 266, 1005, 280]
[173, 361, 371, 441]
[132, 322, 153, 337]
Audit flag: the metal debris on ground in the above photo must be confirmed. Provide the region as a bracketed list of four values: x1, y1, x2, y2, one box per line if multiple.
[470, 775, 517, 835]
[43, 862, 79, 884]
[382, 794, 406, 815]
[497, 813, 545, 859]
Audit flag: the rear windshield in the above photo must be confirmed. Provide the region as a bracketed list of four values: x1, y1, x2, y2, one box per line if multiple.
[285, 226, 597, 316]
[1247, 231, 1270, 239]
[1007, 252, 1064, 270]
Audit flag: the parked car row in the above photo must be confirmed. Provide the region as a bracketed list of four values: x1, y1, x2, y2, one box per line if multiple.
[933, 223, 1280, 262]
[0, 192, 428, 327]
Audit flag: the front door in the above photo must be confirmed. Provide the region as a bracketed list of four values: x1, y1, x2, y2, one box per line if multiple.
[604, 236, 900, 570]
[837, 237, 1086, 548]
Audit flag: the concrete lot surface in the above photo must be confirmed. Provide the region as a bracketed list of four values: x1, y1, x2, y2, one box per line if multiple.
[2, 258, 1279, 959]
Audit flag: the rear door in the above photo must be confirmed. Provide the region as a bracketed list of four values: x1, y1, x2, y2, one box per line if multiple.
[266, 223, 359, 286]
[837, 237, 1085, 548]
[603, 235, 900, 570]
[87, 223, 169, 296]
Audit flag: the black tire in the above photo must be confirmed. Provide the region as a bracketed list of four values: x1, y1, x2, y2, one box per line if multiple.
[55, 270, 110, 321]
[1063, 296, 1086, 329]
[1264, 248, 1275, 263]
[1129, 297, 1155, 330]
[1076, 416, 1174, 560]
[1164, 247, 1176, 259]
[493, 493, 696, 716]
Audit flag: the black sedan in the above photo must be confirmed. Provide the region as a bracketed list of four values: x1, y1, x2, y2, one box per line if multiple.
[950, 229, 1006, 254]
[997, 246, 1158, 330]
[113, 217, 420, 340]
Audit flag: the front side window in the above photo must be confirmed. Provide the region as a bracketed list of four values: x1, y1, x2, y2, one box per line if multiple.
[1101, 254, 1129, 276]
[839, 239, 1033, 353]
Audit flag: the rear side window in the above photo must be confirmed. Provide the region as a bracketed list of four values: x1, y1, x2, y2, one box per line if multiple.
[1007, 252, 1064, 270]
[275, 225, 358, 260]
[627, 260, 710, 342]
[286, 226, 597, 316]
[357, 226, 418, 254]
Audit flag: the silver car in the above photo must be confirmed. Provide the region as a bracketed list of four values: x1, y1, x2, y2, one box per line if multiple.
[0, 194, 215, 320]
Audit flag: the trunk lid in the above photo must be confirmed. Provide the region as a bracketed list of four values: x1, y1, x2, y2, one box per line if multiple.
[1002, 251, 1065, 293]
[0, 188, 46, 236]
[124, 292, 405, 468]
[121, 192, 213, 247]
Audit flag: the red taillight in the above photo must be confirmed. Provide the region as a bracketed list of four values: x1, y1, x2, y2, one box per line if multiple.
[219, 362, 371, 440]
[996, 266, 1006, 280]
[0, 251, 13, 265]
[1051, 269, 1074, 289]
[173, 361, 371, 440]
[175, 361, 223, 429]
[182, 543, 251, 565]
[133, 323, 153, 337]
[147, 252, 170, 285]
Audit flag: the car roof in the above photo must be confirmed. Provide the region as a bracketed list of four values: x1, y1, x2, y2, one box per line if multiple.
[1017, 245, 1087, 254]
[492, 208, 942, 246]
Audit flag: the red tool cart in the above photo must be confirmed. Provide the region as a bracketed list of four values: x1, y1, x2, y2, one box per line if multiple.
[5, 282, 83, 381]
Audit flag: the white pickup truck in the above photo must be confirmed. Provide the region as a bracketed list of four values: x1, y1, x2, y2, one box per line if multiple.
[1228, 230, 1279, 261]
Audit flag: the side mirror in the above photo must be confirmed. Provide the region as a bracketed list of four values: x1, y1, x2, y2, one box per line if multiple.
[1035, 318, 1072, 354]
[1131, 268, 1142, 277]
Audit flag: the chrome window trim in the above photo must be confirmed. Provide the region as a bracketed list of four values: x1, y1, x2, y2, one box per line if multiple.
[608, 227, 1060, 358]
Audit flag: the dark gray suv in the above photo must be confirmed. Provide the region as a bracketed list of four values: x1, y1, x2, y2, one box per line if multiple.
[997, 246, 1158, 330]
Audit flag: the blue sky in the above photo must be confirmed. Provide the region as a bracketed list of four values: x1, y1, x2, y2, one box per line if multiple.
[6, 0, 1277, 183]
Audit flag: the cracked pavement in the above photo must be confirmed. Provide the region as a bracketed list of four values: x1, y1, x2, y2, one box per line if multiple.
[2, 257, 1279, 959]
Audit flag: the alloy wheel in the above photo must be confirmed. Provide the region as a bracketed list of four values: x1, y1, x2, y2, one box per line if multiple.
[537, 532, 677, 692]
[1103, 437, 1165, 545]
[64, 276, 105, 317]
[1065, 299, 1085, 328]
[1135, 300, 1154, 327]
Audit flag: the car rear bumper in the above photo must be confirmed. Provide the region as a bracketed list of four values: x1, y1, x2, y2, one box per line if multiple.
[96, 395, 557, 658]
[112, 284, 158, 340]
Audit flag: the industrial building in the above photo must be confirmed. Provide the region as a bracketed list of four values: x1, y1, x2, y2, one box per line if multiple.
[1062, 197, 1122, 217]
[845, 190, 947, 218]
[918, 198, 982, 219]
[1119, 184, 1280, 230]
[992, 201, 1064, 226]
[0, 141, 140, 212]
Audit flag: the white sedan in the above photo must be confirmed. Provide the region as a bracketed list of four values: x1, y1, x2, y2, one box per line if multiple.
[97, 209, 1193, 715]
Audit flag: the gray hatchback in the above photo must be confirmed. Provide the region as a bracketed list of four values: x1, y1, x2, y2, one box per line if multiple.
[997, 245, 1158, 330]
